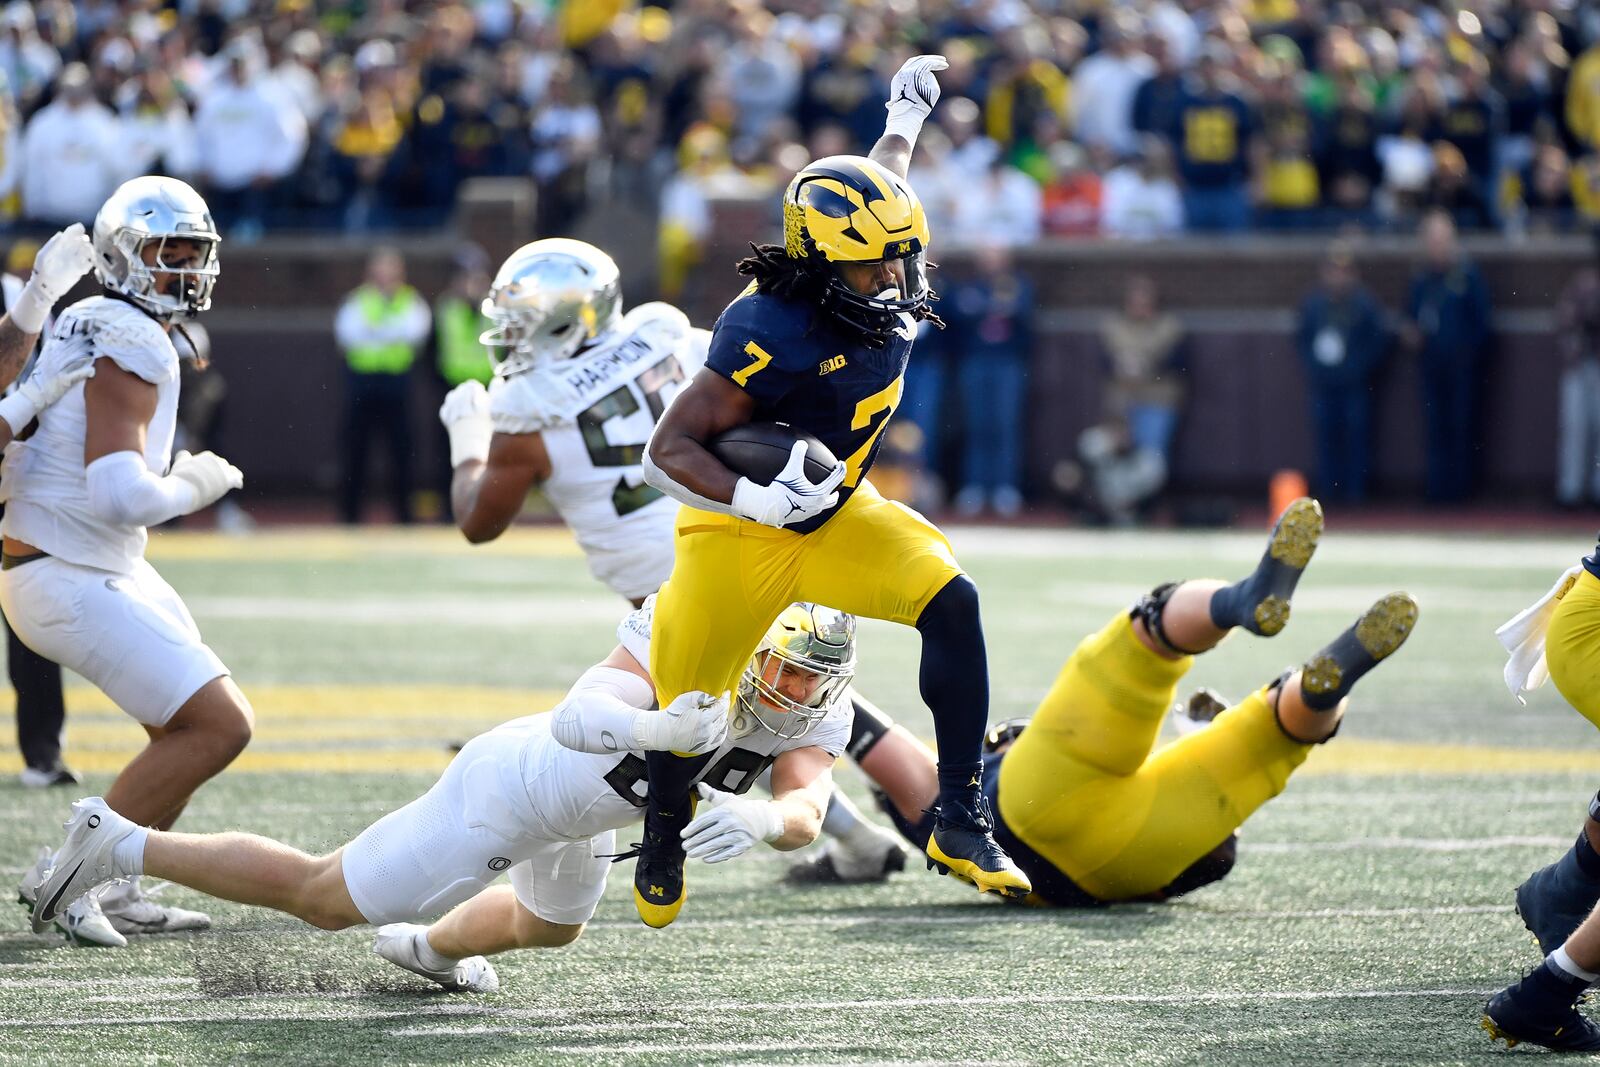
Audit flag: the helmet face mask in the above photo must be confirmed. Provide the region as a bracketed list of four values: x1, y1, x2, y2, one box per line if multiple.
[781, 155, 935, 348]
[480, 238, 622, 377]
[736, 603, 857, 741]
[93, 177, 220, 321]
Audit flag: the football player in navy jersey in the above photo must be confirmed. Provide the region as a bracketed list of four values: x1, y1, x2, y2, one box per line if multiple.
[636, 55, 1030, 927]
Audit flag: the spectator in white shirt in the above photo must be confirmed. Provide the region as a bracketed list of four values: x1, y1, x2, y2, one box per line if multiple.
[1102, 136, 1184, 239]
[950, 157, 1043, 248]
[193, 37, 308, 239]
[1072, 12, 1156, 158]
[717, 9, 802, 141]
[118, 65, 197, 184]
[20, 64, 120, 226]
[939, 97, 1001, 185]
[0, 3, 60, 114]
[272, 30, 325, 125]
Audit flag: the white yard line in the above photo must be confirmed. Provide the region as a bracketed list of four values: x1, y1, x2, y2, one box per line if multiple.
[0, 988, 1496, 1030]
[1246, 835, 1566, 853]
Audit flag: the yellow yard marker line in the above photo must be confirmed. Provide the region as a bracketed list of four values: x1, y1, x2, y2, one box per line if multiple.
[35, 684, 564, 720]
[145, 526, 583, 562]
[1299, 739, 1600, 776]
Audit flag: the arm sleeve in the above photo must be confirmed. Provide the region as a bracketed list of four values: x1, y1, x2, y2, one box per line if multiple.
[85, 451, 200, 527]
[548, 664, 656, 754]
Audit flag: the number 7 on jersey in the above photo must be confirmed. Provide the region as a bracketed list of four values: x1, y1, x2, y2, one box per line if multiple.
[731, 340, 773, 387]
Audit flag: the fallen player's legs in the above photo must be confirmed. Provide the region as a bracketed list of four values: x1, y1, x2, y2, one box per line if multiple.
[1065, 593, 1417, 901]
[145, 831, 362, 930]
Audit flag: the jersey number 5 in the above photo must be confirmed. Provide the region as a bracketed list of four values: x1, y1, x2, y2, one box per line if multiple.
[843, 376, 903, 488]
[576, 355, 686, 516]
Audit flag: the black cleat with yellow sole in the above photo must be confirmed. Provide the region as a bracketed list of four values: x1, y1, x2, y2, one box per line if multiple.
[628, 797, 694, 929]
[1300, 592, 1419, 711]
[1208, 497, 1324, 637]
[1483, 971, 1600, 1052]
[925, 792, 1032, 900]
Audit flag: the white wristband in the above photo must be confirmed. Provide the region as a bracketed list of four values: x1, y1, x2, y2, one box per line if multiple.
[0, 390, 34, 435]
[883, 102, 928, 150]
[8, 280, 52, 336]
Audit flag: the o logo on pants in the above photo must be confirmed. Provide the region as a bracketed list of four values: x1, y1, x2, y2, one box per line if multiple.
[486, 857, 511, 872]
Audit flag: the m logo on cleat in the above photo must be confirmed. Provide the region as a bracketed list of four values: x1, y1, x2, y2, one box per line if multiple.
[649, 885, 664, 897]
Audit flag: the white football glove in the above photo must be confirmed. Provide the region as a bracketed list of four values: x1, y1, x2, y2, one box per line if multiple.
[886, 54, 948, 120]
[0, 360, 94, 434]
[11, 223, 96, 335]
[169, 449, 243, 510]
[440, 380, 492, 467]
[636, 689, 730, 755]
[730, 441, 847, 528]
[681, 782, 785, 864]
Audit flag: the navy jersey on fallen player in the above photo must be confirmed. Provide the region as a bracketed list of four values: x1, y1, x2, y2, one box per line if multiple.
[705, 287, 914, 534]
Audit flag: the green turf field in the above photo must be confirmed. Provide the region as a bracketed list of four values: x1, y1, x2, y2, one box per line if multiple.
[0, 522, 1595, 1064]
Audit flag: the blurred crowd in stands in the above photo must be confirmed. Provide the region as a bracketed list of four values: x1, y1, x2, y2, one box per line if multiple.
[3, 0, 1600, 248]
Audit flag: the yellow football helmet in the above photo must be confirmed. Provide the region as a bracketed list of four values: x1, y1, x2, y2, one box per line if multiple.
[780, 154, 933, 344]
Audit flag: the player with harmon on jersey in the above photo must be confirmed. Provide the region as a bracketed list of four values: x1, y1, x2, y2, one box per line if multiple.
[636, 54, 1027, 927]
[438, 239, 706, 605]
[6, 177, 250, 947]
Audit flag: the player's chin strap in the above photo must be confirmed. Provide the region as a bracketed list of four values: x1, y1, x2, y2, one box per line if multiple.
[1129, 582, 1209, 657]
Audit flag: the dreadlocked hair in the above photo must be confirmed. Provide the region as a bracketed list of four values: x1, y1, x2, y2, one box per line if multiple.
[735, 243, 946, 330]
[736, 243, 830, 304]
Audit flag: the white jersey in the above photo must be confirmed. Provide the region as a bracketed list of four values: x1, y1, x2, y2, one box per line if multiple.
[342, 596, 852, 928]
[488, 302, 708, 600]
[1, 296, 178, 573]
[515, 595, 852, 842]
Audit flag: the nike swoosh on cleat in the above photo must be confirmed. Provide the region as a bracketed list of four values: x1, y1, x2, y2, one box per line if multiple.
[39, 860, 84, 923]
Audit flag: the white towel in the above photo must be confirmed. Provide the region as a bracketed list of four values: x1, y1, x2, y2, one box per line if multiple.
[1496, 564, 1584, 704]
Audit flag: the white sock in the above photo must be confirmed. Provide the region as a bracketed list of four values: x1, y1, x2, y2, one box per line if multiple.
[112, 828, 149, 877]
[821, 790, 862, 837]
[1551, 945, 1600, 984]
[415, 929, 457, 972]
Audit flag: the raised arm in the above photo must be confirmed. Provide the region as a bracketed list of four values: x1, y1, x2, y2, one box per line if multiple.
[0, 224, 96, 391]
[868, 55, 948, 180]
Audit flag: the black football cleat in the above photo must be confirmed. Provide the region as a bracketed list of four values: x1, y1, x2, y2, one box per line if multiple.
[924, 792, 1031, 900]
[1483, 975, 1600, 1052]
[630, 800, 691, 928]
[1300, 592, 1419, 710]
[1517, 856, 1600, 956]
[1215, 496, 1323, 637]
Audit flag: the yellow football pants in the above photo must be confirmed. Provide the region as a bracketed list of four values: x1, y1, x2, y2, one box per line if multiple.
[1547, 569, 1600, 729]
[649, 481, 964, 706]
[997, 613, 1314, 901]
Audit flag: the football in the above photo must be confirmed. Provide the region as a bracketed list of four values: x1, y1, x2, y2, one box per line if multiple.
[710, 422, 839, 485]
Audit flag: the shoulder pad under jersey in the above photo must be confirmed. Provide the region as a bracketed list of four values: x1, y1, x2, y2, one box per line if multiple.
[58, 297, 173, 386]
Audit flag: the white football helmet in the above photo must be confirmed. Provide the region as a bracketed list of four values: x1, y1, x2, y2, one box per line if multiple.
[480, 238, 622, 377]
[92, 176, 220, 321]
[735, 603, 857, 741]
